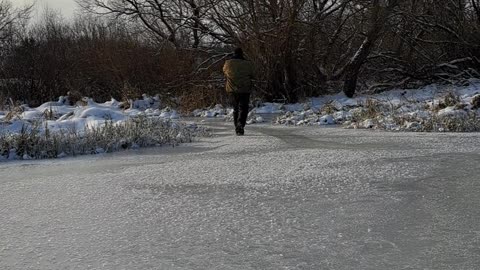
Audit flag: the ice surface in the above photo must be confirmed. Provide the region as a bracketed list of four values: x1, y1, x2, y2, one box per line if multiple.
[0, 121, 479, 269]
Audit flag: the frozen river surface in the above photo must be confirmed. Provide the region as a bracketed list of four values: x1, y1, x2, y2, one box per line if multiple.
[1, 122, 480, 269]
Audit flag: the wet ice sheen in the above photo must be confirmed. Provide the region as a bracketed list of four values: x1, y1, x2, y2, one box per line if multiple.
[1, 122, 479, 269]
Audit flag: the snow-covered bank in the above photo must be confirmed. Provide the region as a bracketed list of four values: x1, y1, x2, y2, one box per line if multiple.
[192, 81, 480, 132]
[0, 96, 205, 161]
[274, 82, 480, 132]
[2, 82, 479, 161]
[1, 95, 182, 133]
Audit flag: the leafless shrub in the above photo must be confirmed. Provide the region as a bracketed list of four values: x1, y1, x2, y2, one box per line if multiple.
[472, 95, 480, 109]
[1, 0, 480, 108]
[178, 84, 227, 113]
[433, 92, 462, 111]
[4, 103, 24, 121]
[421, 113, 480, 132]
[66, 91, 83, 106]
[350, 99, 386, 122]
[321, 101, 338, 115]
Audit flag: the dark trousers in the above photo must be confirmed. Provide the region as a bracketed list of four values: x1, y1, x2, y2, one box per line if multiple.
[229, 92, 250, 129]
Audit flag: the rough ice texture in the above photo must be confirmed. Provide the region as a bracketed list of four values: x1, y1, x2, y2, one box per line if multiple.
[1, 122, 479, 269]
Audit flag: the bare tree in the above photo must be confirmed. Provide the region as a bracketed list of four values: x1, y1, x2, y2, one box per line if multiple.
[3, 0, 479, 107]
[0, 0, 32, 42]
[78, 0, 224, 48]
[336, 0, 399, 97]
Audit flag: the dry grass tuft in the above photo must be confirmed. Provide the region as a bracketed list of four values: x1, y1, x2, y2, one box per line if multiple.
[0, 116, 207, 160]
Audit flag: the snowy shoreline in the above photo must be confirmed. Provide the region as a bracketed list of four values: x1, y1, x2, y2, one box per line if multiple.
[1, 82, 479, 160]
[193, 82, 480, 132]
[0, 96, 205, 161]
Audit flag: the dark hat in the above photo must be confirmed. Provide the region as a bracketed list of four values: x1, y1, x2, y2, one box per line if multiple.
[233, 48, 244, 58]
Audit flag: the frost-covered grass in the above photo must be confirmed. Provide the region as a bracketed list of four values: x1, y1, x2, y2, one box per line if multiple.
[273, 82, 480, 132]
[0, 116, 205, 161]
[342, 104, 480, 132]
[0, 94, 207, 161]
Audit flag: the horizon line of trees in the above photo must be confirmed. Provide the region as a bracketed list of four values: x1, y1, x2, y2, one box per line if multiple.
[1, 0, 479, 109]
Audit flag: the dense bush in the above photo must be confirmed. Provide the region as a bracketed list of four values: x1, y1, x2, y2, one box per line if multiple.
[1, 0, 479, 108]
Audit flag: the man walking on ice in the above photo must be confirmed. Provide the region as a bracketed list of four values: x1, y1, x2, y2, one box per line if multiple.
[223, 48, 254, 136]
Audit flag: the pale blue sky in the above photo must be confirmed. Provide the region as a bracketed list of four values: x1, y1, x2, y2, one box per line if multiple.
[12, 0, 77, 18]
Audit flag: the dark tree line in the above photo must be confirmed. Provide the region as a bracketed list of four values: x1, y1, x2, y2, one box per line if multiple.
[1, 0, 479, 108]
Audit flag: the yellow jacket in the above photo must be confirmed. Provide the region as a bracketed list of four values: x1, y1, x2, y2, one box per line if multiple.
[223, 59, 254, 93]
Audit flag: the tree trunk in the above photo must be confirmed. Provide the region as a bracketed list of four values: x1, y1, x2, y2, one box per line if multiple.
[265, 64, 285, 102]
[341, 0, 398, 97]
[343, 73, 358, 98]
[342, 37, 376, 98]
[472, 0, 480, 25]
[283, 50, 298, 103]
[191, 1, 200, 48]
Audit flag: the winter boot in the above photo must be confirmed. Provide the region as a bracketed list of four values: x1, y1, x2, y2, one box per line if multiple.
[236, 126, 244, 136]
